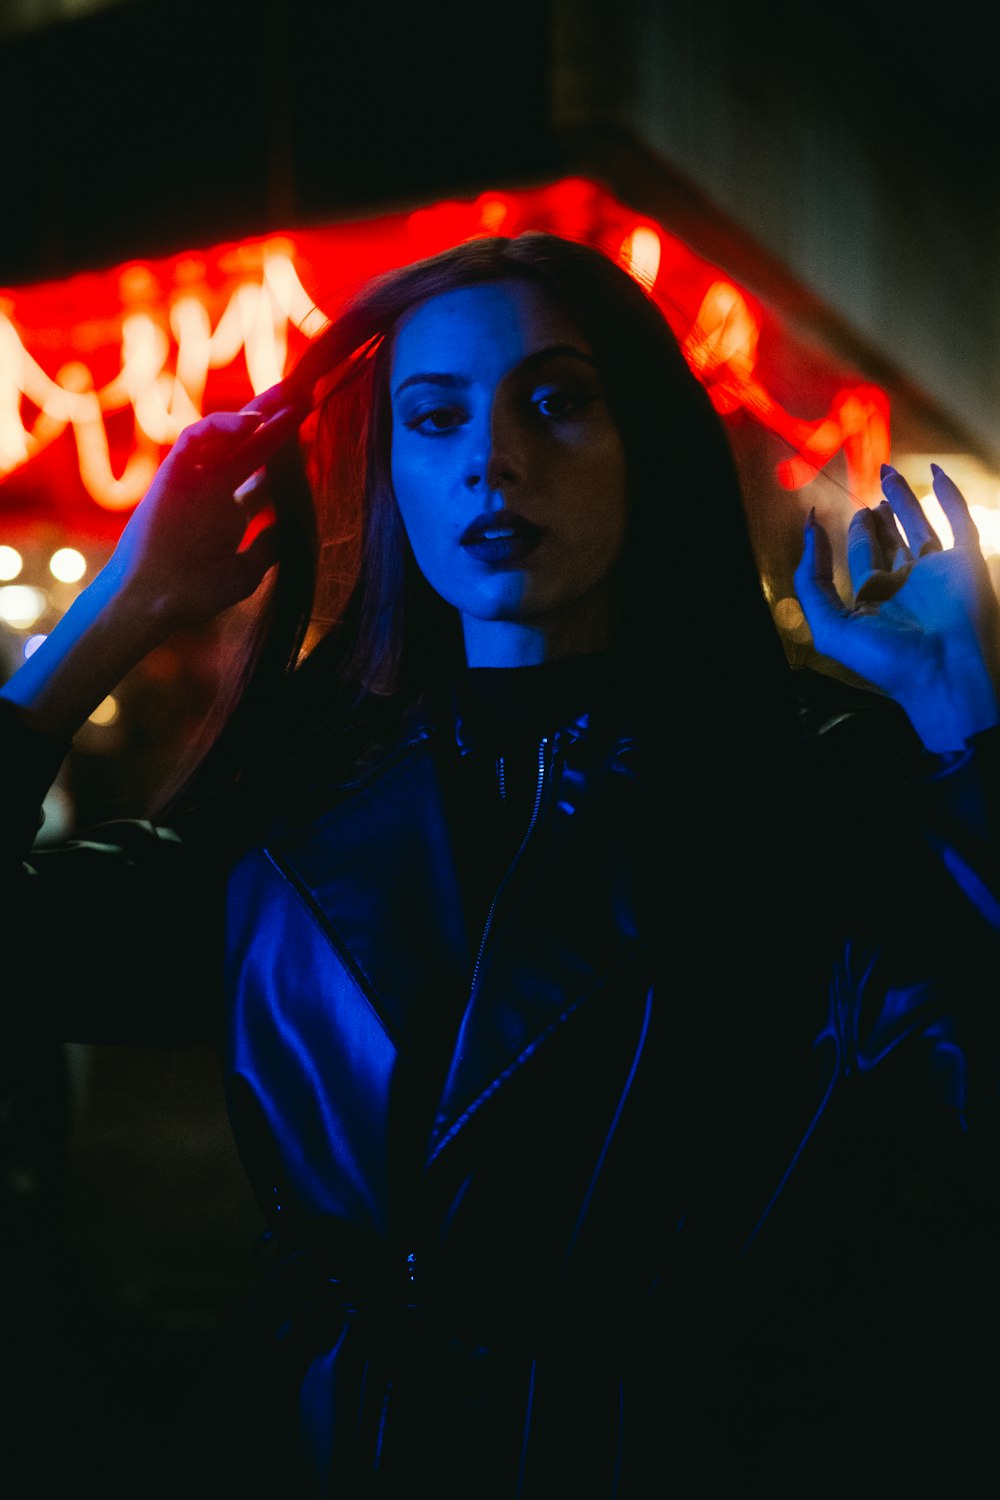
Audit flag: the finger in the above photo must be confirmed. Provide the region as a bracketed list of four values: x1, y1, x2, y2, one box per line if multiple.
[931, 463, 981, 549]
[172, 409, 266, 455]
[880, 463, 941, 557]
[793, 512, 850, 648]
[233, 466, 269, 508]
[871, 500, 909, 567]
[846, 507, 883, 593]
[241, 378, 310, 421]
[847, 505, 912, 603]
[175, 401, 304, 463]
[222, 406, 304, 490]
[231, 469, 275, 535]
[241, 381, 287, 417]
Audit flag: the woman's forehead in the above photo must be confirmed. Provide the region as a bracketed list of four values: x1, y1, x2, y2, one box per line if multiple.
[390, 279, 591, 383]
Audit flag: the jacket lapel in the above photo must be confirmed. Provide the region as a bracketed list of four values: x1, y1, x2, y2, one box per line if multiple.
[268, 729, 641, 1159]
[266, 736, 471, 1051]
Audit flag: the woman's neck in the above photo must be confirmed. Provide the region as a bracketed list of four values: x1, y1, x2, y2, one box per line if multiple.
[459, 589, 616, 667]
[461, 625, 613, 669]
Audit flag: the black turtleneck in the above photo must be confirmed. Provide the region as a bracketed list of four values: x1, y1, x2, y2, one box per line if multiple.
[446, 651, 619, 945]
[455, 649, 618, 747]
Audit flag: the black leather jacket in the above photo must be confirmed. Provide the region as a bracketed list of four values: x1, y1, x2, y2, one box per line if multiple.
[5, 675, 1000, 1495]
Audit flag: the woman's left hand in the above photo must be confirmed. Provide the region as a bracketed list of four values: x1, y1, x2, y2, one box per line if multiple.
[794, 463, 1000, 752]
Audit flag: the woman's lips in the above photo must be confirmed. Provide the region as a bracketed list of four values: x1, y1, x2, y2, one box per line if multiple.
[460, 510, 544, 565]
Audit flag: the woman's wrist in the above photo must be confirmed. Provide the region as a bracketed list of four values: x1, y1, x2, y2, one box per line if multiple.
[0, 565, 175, 738]
[900, 653, 1000, 754]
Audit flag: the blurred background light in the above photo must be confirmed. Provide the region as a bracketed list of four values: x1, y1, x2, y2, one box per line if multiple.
[0, 583, 47, 627]
[87, 694, 119, 726]
[49, 546, 87, 582]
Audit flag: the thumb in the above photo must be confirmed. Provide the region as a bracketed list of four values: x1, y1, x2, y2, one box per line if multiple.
[794, 511, 847, 652]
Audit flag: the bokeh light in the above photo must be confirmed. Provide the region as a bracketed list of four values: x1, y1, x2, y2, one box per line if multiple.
[0, 584, 47, 628]
[88, 695, 119, 726]
[49, 547, 86, 583]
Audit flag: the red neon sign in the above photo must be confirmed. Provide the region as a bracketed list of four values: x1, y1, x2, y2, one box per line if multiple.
[0, 178, 889, 538]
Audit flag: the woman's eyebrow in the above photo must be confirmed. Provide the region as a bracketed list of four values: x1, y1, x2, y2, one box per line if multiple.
[393, 371, 469, 398]
[392, 345, 597, 400]
[515, 344, 597, 377]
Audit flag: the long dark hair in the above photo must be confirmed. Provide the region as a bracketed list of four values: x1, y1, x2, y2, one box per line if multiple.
[160, 231, 796, 818]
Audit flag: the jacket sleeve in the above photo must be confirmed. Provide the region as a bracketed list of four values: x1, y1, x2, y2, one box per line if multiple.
[795, 669, 1000, 937]
[918, 722, 1000, 929]
[1, 699, 224, 1047]
[792, 671, 1000, 1138]
[820, 720, 1000, 1260]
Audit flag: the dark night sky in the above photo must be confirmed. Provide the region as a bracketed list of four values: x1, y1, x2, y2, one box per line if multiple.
[3, 0, 997, 288]
[0, 0, 559, 288]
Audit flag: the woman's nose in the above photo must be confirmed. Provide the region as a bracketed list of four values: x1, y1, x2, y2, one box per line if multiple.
[465, 410, 520, 491]
[466, 454, 518, 491]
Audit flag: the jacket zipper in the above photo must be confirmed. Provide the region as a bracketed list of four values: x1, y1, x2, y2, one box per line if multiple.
[412, 738, 551, 1279]
[468, 736, 549, 999]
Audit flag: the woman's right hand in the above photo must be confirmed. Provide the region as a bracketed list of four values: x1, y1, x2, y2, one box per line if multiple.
[104, 383, 307, 632]
[0, 383, 309, 738]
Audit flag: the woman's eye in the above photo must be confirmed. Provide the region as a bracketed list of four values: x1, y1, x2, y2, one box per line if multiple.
[403, 406, 467, 435]
[531, 388, 592, 420]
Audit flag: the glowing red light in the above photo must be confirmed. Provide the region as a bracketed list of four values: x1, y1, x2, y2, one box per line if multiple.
[0, 179, 890, 535]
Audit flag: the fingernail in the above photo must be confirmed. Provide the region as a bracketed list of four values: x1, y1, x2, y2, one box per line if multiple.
[233, 468, 266, 501]
[930, 462, 943, 476]
[880, 463, 896, 479]
[805, 506, 816, 528]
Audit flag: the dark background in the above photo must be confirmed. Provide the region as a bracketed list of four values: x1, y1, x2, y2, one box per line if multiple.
[0, 0, 558, 288]
[4, 1, 996, 290]
[3, 1, 999, 1490]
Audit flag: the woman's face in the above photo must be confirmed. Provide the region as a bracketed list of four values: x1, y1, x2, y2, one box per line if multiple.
[389, 278, 628, 666]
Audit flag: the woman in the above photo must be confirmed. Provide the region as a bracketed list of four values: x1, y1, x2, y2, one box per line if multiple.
[3, 232, 1000, 1495]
